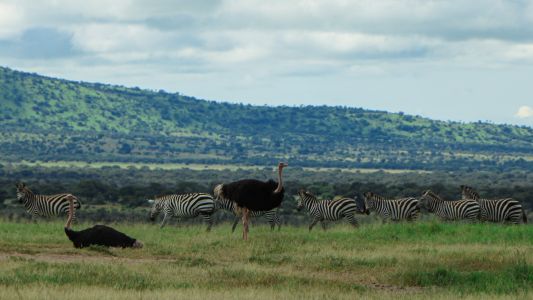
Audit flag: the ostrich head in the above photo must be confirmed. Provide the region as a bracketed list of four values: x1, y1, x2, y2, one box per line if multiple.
[132, 240, 144, 248]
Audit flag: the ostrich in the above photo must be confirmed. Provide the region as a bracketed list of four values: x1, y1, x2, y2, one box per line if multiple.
[64, 197, 143, 249]
[214, 162, 288, 240]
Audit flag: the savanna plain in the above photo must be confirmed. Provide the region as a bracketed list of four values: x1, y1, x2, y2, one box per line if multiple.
[0, 220, 531, 299]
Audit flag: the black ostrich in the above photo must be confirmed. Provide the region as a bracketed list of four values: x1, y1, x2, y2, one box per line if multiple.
[214, 162, 288, 240]
[64, 197, 143, 249]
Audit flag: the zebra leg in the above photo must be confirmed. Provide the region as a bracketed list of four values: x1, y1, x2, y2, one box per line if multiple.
[345, 214, 359, 228]
[201, 214, 213, 232]
[269, 218, 276, 231]
[231, 217, 239, 233]
[309, 218, 320, 231]
[320, 220, 327, 231]
[160, 213, 169, 228]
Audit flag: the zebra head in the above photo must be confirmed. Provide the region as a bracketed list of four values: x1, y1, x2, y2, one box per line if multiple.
[148, 199, 163, 221]
[354, 196, 370, 215]
[420, 190, 438, 212]
[362, 192, 376, 213]
[460, 185, 480, 200]
[15, 182, 28, 203]
[297, 189, 316, 211]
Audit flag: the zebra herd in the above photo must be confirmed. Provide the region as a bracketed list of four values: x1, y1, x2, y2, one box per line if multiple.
[15, 182, 528, 231]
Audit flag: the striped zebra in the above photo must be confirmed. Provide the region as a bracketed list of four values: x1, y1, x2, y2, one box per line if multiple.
[460, 185, 527, 224]
[297, 190, 364, 231]
[15, 182, 81, 221]
[363, 192, 419, 221]
[421, 190, 480, 221]
[148, 193, 216, 231]
[214, 197, 281, 232]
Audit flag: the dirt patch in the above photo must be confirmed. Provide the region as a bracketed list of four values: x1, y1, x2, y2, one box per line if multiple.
[0, 251, 173, 264]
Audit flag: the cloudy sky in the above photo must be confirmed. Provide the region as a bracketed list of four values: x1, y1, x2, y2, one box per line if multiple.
[1, 0, 533, 125]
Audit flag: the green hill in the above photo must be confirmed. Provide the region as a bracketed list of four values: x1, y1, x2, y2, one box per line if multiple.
[1, 66, 532, 171]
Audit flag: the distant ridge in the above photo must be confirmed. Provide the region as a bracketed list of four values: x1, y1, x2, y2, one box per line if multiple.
[1, 66, 532, 171]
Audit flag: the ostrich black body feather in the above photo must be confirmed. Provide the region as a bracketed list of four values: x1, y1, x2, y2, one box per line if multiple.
[220, 179, 285, 211]
[64, 225, 139, 248]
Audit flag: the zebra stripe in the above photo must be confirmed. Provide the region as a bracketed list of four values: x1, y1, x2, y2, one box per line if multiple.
[148, 193, 216, 231]
[363, 192, 419, 221]
[15, 182, 81, 220]
[421, 190, 480, 221]
[297, 190, 361, 231]
[214, 197, 281, 232]
[461, 185, 527, 224]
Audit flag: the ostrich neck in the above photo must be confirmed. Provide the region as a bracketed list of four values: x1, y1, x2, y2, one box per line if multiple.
[274, 168, 284, 193]
[65, 196, 74, 229]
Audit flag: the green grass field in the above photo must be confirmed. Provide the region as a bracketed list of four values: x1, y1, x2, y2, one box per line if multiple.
[0, 220, 532, 299]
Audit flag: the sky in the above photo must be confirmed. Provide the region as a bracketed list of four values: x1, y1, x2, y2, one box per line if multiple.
[1, 0, 533, 126]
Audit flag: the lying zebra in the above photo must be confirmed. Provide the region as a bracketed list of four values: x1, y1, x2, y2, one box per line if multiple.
[16, 182, 81, 221]
[420, 190, 480, 222]
[148, 193, 216, 231]
[297, 190, 365, 231]
[214, 196, 281, 232]
[461, 185, 527, 224]
[363, 192, 419, 222]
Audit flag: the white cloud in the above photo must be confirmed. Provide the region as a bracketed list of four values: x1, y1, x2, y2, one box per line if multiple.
[1, 0, 533, 126]
[70, 23, 171, 53]
[516, 106, 533, 118]
[0, 2, 26, 39]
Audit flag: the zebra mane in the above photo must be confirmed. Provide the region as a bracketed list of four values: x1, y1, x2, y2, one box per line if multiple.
[422, 190, 443, 201]
[460, 185, 480, 200]
[16, 183, 33, 195]
[298, 190, 318, 201]
[363, 192, 389, 201]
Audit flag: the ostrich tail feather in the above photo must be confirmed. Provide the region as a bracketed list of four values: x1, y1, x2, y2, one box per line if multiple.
[213, 184, 225, 200]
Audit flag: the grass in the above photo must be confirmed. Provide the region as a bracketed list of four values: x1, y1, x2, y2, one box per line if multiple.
[0, 220, 532, 299]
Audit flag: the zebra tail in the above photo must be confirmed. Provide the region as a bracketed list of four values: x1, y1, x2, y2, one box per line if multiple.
[522, 207, 528, 224]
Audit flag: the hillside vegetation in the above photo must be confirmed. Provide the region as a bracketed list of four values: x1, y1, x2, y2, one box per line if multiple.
[0, 221, 531, 299]
[1, 66, 533, 171]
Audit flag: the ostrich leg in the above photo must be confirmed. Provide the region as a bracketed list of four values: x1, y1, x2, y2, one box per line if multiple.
[242, 208, 250, 240]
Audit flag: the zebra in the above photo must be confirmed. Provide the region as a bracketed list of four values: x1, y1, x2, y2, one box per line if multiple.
[420, 190, 480, 221]
[363, 192, 420, 222]
[214, 196, 281, 232]
[148, 193, 216, 231]
[297, 190, 364, 231]
[460, 185, 527, 224]
[15, 182, 81, 221]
